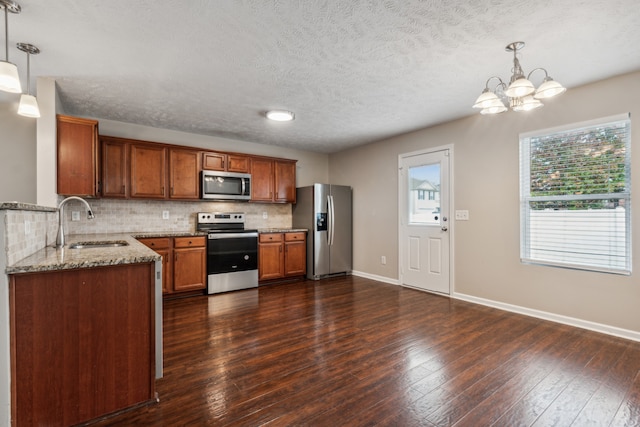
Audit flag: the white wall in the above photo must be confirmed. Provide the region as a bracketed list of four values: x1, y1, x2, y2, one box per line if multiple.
[329, 70, 640, 335]
[0, 93, 36, 204]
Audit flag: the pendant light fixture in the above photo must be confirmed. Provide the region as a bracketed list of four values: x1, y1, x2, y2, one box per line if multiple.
[17, 42, 40, 117]
[473, 42, 566, 115]
[0, 0, 21, 93]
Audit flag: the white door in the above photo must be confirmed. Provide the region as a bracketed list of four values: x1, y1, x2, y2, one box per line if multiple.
[399, 148, 451, 294]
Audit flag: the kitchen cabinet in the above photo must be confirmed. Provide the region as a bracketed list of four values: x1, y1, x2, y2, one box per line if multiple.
[56, 114, 100, 197]
[130, 143, 167, 199]
[251, 157, 297, 203]
[274, 160, 297, 203]
[169, 148, 201, 199]
[258, 232, 306, 282]
[173, 236, 207, 292]
[9, 263, 156, 426]
[101, 136, 128, 198]
[139, 236, 206, 296]
[202, 152, 250, 173]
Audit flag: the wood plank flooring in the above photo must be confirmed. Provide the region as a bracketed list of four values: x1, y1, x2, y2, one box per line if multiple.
[93, 276, 640, 426]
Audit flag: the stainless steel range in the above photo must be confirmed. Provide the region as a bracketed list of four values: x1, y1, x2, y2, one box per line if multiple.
[197, 212, 258, 294]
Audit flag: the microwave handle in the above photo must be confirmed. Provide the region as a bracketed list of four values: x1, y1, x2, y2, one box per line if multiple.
[241, 178, 246, 195]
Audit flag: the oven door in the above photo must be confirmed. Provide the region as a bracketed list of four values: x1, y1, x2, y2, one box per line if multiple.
[207, 232, 258, 274]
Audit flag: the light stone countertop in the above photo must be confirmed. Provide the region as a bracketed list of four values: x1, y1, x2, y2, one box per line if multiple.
[6, 229, 307, 275]
[257, 228, 308, 233]
[6, 233, 161, 275]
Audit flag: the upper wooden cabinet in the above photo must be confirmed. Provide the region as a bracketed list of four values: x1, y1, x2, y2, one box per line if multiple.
[251, 157, 297, 203]
[101, 136, 128, 198]
[274, 160, 297, 203]
[57, 115, 100, 197]
[250, 157, 274, 202]
[169, 148, 201, 199]
[202, 152, 249, 173]
[130, 143, 167, 199]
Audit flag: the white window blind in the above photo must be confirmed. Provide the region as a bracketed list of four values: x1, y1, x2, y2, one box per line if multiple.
[520, 114, 631, 274]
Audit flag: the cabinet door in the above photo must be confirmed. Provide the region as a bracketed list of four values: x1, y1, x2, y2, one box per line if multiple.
[259, 242, 284, 281]
[274, 160, 296, 203]
[169, 148, 200, 199]
[250, 158, 274, 202]
[202, 152, 226, 171]
[130, 144, 167, 199]
[138, 238, 173, 294]
[227, 154, 250, 173]
[284, 240, 306, 277]
[101, 137, 128, 198]
[56, 115, 100, 197]
[173, 247, 206, 292]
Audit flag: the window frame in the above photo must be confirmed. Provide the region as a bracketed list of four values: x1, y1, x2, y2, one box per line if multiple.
[519, 113, 632, 275]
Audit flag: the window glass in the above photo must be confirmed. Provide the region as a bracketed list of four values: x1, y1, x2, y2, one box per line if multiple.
[409, 163, 440, 225]
[520, 114, 631, 274]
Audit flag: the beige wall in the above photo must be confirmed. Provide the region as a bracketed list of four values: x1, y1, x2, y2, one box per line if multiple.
[0, 93, 37, 204]
[329, 70, 640, 333]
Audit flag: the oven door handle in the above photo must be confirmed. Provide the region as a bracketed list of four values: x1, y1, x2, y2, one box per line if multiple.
[208, 232, 259, 239]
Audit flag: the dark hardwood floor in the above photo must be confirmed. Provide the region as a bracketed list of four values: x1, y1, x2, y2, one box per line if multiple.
[94, 276, 640, 426]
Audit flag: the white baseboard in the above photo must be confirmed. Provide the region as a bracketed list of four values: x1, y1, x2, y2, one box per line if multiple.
[351, 270, 399, 285]
[452, 292, 640, 343]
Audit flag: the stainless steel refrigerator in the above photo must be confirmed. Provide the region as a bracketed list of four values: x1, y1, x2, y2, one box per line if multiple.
[292, 184, 352, 280]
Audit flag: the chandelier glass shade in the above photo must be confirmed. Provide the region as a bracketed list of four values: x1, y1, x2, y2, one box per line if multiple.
[473, 42, 566, 115]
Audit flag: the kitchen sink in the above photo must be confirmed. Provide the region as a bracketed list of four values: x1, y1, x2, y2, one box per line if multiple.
[68, 241, 129, 249]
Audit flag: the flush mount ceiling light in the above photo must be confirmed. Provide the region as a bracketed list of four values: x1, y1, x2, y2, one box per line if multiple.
[266, 110, 295, 122]
[0, 0, 22, 93]
[17, 42, 40, 117]
[473, 41, 566, 115]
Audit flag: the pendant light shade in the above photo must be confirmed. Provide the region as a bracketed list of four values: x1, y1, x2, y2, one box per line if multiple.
[504, 78, 535, 98]
[1, 0, 21, 93]
[0, 59, 20, 92]
[16, 42, 39, 118]
[18, 93, 39, 117]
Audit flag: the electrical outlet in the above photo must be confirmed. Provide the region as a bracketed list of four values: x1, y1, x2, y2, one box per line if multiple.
[162, 211, 170, 220]
[455, 210, 469, 221]
[71, 211, 80, 221]
[24, 220, 31, 235]
[381, 255, 386, 265]
[262, 212, 268, 219]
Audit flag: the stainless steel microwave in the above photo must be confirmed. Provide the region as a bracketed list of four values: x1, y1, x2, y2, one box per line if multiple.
[201, 170, 251, 200]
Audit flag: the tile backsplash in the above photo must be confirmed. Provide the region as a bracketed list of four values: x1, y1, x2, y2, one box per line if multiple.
[4, 210, 58, 265]
[63, 199, 292, 235]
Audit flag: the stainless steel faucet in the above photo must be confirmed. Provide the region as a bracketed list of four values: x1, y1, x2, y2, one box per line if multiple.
[56, 196, 95, 247]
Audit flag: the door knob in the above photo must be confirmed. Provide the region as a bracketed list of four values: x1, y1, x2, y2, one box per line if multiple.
[441, 226, 448, 231]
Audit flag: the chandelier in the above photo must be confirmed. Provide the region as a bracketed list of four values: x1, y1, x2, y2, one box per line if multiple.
[473, 41, 566, 115]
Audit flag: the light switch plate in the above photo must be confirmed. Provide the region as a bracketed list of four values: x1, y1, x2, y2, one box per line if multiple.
[162, 211, 170, 220]
[455, 210, 469, 221]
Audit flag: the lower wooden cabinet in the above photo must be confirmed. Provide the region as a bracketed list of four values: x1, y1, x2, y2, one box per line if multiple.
[9, 263, 156, 426]
[139, 236, 206, 296]
[259, 232, 306, 282]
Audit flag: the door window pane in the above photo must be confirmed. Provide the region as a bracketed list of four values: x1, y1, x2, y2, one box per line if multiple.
[409, 163, 440, 224]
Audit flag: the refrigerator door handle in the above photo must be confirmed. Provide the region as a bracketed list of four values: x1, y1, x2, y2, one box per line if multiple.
[328, 194, 335, 246]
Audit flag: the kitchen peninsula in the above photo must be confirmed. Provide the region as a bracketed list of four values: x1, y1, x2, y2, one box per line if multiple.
[1, 203, 163, 426]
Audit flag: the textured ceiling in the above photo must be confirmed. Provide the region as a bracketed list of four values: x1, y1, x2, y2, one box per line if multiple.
[5, 0, 640, 153]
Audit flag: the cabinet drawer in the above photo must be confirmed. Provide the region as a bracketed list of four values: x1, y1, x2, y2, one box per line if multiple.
[174, 236, 206, 248]
[259, 233, 283, 243]
[285, 232, 305, 242]
[139, 237, 171, 250]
